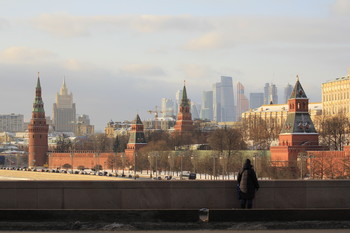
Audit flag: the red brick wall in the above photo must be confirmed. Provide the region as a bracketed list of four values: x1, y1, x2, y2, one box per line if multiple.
[48, 152, 124, 170]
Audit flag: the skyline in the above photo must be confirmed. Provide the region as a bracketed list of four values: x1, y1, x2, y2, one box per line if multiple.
[1, 0, 350, 131]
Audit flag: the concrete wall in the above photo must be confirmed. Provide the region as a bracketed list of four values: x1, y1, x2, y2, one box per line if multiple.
[0, 180, 349, 209]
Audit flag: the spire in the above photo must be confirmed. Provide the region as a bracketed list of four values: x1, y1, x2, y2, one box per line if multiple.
[181, 81, 189, 106]
[289, 75, 307, 99]
[33, 74, 45, 113]
[134, 114, 143, 124]
[36, 72, 41, 89]
[182, 80, 188, 100]
[60, 77, 68, 95]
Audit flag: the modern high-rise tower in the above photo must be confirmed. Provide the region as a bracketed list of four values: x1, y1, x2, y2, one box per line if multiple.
[236, 82, 249, 121]
[213, 76, 235, 122]
[249, 93, 264, 109]
[264, 83, 278, 104]
[52, 79, 76, 132]
[284, 83, 293, 104]
[200, 91, 213, 121]
[28, 75, 49, 167]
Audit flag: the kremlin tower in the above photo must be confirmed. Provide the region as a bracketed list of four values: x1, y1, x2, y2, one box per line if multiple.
[270, 76, 324, 167]
[125, 114, 147, 161]
[28, 74, 49, 167]
[174, 82, 194, 133]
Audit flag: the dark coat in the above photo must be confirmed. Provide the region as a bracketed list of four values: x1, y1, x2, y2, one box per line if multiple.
[237, 161, 259, 200]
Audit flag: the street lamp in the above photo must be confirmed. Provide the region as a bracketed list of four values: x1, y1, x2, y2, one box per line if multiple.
[134, 152, 137, 179]
[297, 152, 307, 179]
[120, 153, 126, 176]
[70, 151, 74, 173]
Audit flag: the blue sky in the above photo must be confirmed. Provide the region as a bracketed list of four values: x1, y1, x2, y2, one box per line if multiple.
[0, 0, 349, 131]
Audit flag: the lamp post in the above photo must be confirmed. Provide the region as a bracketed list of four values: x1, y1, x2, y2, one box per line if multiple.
[148, 155, 153, 178]
[134, 152, 137, 179]
[297, 152, 307, 179]
[70, 151, 74, 173]
[212, 154, 218, 180]
[120, 153, 125, 176]
[179, 154, 184, 180]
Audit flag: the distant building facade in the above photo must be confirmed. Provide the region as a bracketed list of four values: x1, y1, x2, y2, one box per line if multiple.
[52, 79, 76, 132]
[249, 93, 264, 109]
[322, 69, 350, 116]
[74, 114, 94, 136]
[0, 114, 24, 132]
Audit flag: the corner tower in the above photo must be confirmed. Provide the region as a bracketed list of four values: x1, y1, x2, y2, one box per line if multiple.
[270, 76, 324, 166]
[174, 82, 194, 133]
[28, 74, 49, 167]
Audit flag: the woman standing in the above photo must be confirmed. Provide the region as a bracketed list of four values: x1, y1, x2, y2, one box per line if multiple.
[237, 159, 259, 209]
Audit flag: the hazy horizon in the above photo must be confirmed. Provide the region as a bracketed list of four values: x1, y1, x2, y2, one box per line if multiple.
[1, 0, 349, 131]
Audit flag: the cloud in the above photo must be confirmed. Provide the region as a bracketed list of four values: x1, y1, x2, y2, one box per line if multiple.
[119, 64, 166, 77]
[184, 32, 234, 50]
[331, 0, 350, 15]
[0, 46, 57, 63]
[0, 18, 8, 29]
[31, 13, 90, 37]
[30, 13, 211, 37]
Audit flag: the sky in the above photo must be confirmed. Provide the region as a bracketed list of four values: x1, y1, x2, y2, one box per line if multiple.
[1, 0, 350, 131]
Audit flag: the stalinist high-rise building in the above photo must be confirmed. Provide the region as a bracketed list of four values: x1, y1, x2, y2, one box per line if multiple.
[52, 79, 76, 132]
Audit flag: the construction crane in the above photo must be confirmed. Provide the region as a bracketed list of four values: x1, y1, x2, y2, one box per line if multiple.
[148, 106, 160, 129]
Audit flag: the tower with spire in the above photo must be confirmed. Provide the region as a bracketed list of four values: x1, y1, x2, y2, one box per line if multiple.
[270, 76, 325, 167]
[52, 78, 76, 132]
[28, 73, 49, 167]
[174, 81, 194, 133]
[125, 114, 147, 161]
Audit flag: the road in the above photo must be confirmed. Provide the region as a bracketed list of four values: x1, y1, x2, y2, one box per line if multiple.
[0, 169, 130, 180]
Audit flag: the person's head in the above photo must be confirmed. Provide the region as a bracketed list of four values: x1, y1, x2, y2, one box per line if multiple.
[243, 159, 252, 169]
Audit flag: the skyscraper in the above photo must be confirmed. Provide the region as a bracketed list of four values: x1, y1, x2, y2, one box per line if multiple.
[161, 98, 174, 118]
[212, 82, 222, 122]
[264, 83, 278, 104]
[249, 93, 264, 109]
[236, 82, 249, 121]
[213, 76, 235, 122]
[200, 91, 213, 121]
[175, 89, 183, 117]
[28, 75, 48, 167]
[52, 79, 76, 132]
[284, 83, 293, 103]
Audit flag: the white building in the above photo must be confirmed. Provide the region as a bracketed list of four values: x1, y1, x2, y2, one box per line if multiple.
[0, 114, 24, 132]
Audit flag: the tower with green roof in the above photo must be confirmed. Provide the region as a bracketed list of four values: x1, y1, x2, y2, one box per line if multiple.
[174, 81, 194, 133]
[28, 73, 49, 167]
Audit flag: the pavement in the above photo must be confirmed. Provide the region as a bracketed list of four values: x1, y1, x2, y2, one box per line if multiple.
[1, 209, 350, 231]
[0, 169, 132, 180]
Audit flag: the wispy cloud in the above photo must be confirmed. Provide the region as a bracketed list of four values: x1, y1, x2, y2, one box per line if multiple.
[29, 13, 211, 37]
[184, 32, 234, 50]
[119, 64, 166, 77]
[331, 0, 350, 15]
[0, 46, 57, 63]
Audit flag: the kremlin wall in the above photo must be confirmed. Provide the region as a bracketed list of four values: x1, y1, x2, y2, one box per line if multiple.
[26, 73, 350, 179]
